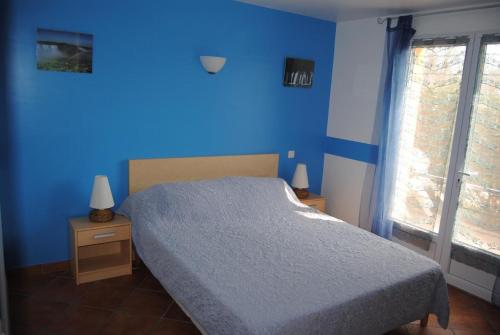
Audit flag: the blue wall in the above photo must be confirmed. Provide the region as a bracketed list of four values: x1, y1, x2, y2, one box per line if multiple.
[3, 0, 336, 267]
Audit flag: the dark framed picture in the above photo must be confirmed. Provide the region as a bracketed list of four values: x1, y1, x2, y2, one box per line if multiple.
[283, 57, 315, 88]
[37, 28, 93, 73]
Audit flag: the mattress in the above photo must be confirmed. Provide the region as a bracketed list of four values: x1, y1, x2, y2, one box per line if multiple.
[118, 177, 449, 335]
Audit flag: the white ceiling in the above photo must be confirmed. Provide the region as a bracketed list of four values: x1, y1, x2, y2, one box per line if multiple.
[238, 0, 500, 22]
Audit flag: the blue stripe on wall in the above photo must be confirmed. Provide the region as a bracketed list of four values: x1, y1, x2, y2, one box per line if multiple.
[324, 137, 379, 165]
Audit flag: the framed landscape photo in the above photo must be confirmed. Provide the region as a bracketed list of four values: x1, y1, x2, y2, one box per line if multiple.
[283, 57, 315, 88]
[36, 28, 93, 73]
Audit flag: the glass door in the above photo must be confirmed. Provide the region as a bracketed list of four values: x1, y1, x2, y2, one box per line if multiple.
[391, 37, 470, 238]
[438, 34, 500, 296]
[452, 35, 500, 258]
[392, 32, 500, 299]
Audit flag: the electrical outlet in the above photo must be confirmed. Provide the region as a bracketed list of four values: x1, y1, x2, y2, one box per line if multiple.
[288, 150, 295, 159]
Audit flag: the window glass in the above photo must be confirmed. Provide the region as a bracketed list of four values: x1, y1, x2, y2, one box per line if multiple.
[391, 39, 468, 233]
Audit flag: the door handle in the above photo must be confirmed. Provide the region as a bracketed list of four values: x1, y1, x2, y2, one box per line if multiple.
[457, 171, 478, 184]
[93, 232, 116, 239]
[457, 171, 477, 177]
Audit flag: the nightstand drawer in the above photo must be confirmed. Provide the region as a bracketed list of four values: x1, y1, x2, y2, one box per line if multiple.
[78, 225, 130, 246]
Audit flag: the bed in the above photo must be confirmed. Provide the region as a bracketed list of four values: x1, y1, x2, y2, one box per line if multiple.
[119, 154, 449, 335]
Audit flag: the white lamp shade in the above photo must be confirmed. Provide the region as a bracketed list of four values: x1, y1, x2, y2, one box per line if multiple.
[292, 163, 309, 189]
[200, 56, 226, 74]
[89, 175, 115, 209]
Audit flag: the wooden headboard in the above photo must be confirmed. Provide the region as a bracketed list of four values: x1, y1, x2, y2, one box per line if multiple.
[129, 154, 279, 194]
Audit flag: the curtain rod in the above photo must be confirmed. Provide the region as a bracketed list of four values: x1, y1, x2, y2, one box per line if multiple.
[376, 2, 500, 24]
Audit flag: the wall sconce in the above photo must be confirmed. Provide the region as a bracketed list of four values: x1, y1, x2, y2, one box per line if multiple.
[200, 56, 226, 74]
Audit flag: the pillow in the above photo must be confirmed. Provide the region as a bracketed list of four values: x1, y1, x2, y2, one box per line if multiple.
[118, 176, 302, 222]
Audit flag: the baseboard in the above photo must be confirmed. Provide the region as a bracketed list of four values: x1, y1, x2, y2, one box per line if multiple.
[446, 273, 493, 302]
[7, 260, 70, 276]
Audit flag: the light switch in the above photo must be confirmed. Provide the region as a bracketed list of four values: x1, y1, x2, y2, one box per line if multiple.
[288, 150, 295, 159]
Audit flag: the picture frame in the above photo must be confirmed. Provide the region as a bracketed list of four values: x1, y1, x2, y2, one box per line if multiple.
[283, 57, 315, 88]
[37, 28, 93, 73]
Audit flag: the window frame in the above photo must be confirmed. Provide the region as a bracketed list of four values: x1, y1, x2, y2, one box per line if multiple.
[387, 27, 500, 303]
[389, 33, 473, 243]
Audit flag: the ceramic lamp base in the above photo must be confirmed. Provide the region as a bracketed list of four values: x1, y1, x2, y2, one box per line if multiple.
[89, 208, 114, 223]
[293, 188, 309, 199]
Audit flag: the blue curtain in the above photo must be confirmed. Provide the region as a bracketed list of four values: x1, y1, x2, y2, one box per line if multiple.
[371, 16, 416, 238]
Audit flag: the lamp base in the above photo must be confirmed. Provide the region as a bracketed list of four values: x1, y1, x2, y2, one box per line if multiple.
[89, 208, 114, 223]
[293, 188, 309, 199]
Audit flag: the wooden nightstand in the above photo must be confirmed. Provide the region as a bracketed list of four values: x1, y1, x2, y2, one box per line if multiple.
[69, 215, 132, 285]
[300, 193, 326, 212]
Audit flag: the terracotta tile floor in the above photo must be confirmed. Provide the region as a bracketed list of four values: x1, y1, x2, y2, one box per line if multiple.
[7, 264, 500, 335]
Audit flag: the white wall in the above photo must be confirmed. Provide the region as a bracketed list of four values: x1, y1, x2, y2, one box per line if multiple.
[413, 7, 500, 35]
[322, 6, 500, 299]
[323, 7, 500, 228]
[322, 17, 386, 229]
[326, 17, 386, 144]
[322, 154, 374, 228]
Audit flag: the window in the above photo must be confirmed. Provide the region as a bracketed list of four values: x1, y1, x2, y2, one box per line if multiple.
[390, 32, 500, 294]
[452, 35, 500, 256]
[390, 37, 469, 233]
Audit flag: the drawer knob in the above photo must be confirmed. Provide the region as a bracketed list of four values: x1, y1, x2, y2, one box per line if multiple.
[93, 232, 116, 239]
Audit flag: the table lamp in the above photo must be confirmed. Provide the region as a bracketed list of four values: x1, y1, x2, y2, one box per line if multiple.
[292, 163, 309, 199]
[89, 175, 115, 222]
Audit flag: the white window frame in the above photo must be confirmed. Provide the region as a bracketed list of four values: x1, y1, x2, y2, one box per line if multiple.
[394, 29, 500, 301]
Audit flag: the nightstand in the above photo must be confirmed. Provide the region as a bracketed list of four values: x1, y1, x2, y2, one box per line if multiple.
[69, 215, 132, 285]
[300, 193, 326, 212]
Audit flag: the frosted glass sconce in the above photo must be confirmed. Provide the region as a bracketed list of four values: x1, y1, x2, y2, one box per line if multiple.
[200, 56, 226, 74]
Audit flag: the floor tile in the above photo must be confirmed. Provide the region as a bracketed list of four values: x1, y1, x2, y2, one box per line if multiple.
[150, 319, 201, 335]
[7, 272, 55, 295]
[8, 269, 500, 335]
[11, 324, 41, 335]
[99, 311, 159, 335]
[453, 330, 495, 335]
[79, 283, 133, 309]
[95, 267, 148, 288]
[164, 302, 192, 323]
[9, 293, 29, 325]
[448, 306, 492, 331]
[12, 296, 71, 333]
[58, 305, 112, 335]
[120, 288, 173, 317]
[52, 268, 74, 279]
[406, 324, 453, 335]
[140, 274, 165, 291]
[32, 276, 90, 304]
[384, 326, 408, 334]
[482, 303, 500, 332]
[41, 261, 70, 275]
[447, 286, 484, 310]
